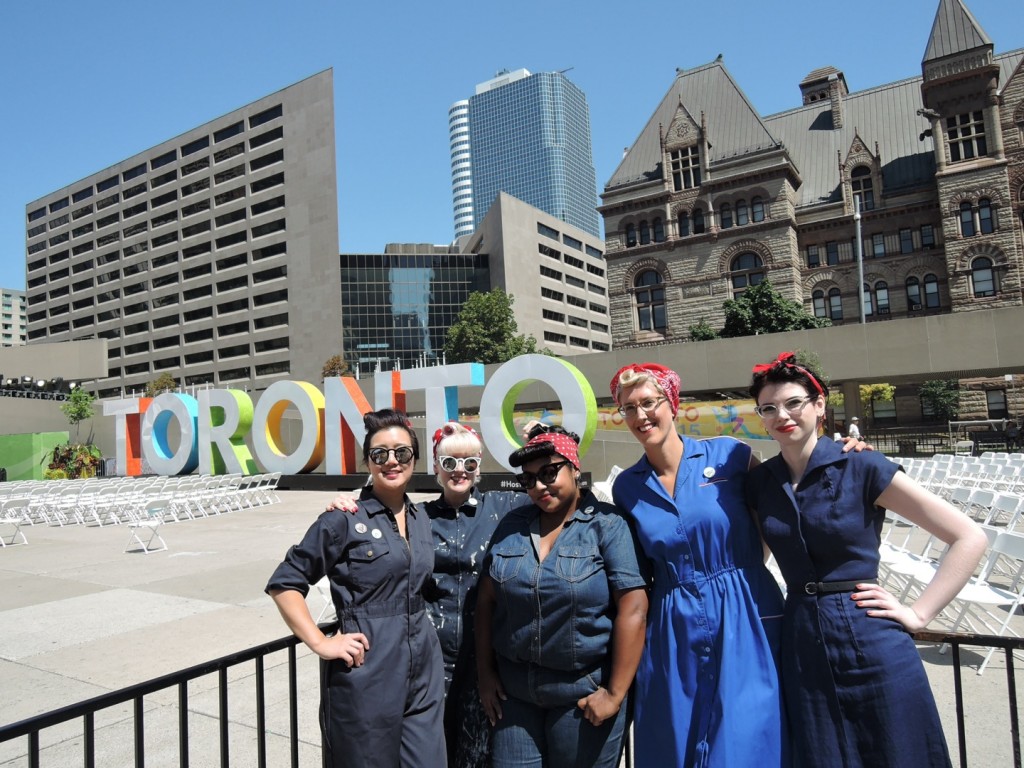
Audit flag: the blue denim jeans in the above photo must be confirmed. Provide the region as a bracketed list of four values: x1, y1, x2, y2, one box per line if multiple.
[493, 657, 628, 768]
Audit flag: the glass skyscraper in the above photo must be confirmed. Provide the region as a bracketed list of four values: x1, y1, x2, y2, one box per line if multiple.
[451, 69, 601, 239]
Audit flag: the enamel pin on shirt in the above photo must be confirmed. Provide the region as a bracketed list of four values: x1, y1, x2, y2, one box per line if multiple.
[355, 522, 368, 534]
[371, 529, 383, 539]
[703, 467, 716, 479]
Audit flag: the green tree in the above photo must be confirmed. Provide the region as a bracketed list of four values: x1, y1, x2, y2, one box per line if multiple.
[444, 289, 541, 364]
[689, 318, 718, 341]
[920, 379, 961, 422]
[322, 354, 353, 378]
[60, 387, 96, 443]
[144, 372, 178, 398]
[719, 280, 831, 338]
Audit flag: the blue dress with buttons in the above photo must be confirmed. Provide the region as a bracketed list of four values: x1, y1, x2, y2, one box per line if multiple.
[612, 435, 787, 768]
[747, 438, 952, 768]
[266, 487, 446, 768]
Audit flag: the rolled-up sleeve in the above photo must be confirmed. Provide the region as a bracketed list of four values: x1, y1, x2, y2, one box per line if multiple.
[265, 512, 344, 597]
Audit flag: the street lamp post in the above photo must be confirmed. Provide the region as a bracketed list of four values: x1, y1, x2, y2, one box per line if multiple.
[855, 197, 865, 324]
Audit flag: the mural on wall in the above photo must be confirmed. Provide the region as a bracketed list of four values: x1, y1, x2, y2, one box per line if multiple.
[103, 355, 765, 477]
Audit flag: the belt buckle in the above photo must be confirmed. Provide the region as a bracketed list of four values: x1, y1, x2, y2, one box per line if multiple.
[804, 582, 818, 595]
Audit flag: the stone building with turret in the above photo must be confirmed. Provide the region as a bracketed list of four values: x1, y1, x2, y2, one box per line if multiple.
[599, 0, 1024, 424]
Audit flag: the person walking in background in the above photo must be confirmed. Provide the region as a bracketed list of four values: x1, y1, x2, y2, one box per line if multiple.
[476, 425, 648, 768]
[847, 415, 861, 440]
[609, 363, 788, 768]
[746, 351, 987, 767]
[267, 408, 445, 768]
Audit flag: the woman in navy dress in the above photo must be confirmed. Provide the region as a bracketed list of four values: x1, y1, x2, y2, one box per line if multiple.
[267, 409, 446, 768]
[746, 352, 987, 768]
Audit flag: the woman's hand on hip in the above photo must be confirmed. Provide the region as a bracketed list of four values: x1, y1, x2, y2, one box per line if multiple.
[577, 686, 623, 727]
[313, 632, 370, 666]
[852, 583, 928, 633]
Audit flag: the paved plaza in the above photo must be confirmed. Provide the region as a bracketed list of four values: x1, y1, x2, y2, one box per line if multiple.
[1, 489, 1022, 766]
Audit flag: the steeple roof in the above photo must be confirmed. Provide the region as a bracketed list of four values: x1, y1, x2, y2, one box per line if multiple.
[923, 0, 992, 62]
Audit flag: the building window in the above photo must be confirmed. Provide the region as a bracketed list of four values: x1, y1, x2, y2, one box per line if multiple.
[625, 223, 637, 248]
[678, 212, 690, 237]
[947, 111, 987, 162]
[670, 145, 701, 191]
[978, 198, 994, 234]
[692, 208, 706, 235]
[639, 220, 651, 245]
[872, 233, 885, 258]
[652, 217, 665, 242]
[960, 201, 975, 237]
[863, 283, 874, 316]
[851, 166, 874, 211]
[899, 228, 914, 254]
[826, 241, 839, 266]
[828, 288, 843, 320]
[635, 270, 666, 332]
[906, 277, 922, 310]
[812, 290, 827, 318]
[971, 257, 995, 297]
[876, 281, 890, 314]
[730, 253, 765, 298]
[920, 224, 935, 248]
[751, 196, 765, 222]
[806, 245, 820, 268]
[924, 273, 940, 308]
[986, 389, 1008, 419]
[735, 200, 749, 226]
[719, 204, 733, 229]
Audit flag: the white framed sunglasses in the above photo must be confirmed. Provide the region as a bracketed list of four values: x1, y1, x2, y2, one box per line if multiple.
[438, 455, 481, 473]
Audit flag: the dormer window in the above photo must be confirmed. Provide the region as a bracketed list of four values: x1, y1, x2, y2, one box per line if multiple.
[851, 166, 874, 211]
[670, 146, 701, 191]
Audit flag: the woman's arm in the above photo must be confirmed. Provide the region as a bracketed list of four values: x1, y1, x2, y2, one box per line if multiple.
[269, 588, 369, 666]
[856, 472, 988, 631]
[475, 574, 506, 725]
[577, 587, 648, 727]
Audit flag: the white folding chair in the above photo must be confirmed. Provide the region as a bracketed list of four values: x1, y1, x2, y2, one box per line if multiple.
[124, 498, 169, 554]
[0, 497, 32, 547]
[313, 577, 336, 623]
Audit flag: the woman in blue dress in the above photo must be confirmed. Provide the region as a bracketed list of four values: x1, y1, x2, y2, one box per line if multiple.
[609, 363, 788, 768]
[746, 352, 987, 767]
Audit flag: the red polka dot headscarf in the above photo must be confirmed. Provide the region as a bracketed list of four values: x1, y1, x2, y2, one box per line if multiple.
[509, 430, 581, 470]
[610, 363, 681, 417]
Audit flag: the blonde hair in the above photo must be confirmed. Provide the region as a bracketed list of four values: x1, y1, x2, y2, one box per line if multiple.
[614, 369, 665, 402]
[434, 423, 482, 459]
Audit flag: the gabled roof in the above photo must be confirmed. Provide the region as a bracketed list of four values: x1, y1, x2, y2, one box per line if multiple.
[605, 61, 781, 190]
[923, 0, 992, 62]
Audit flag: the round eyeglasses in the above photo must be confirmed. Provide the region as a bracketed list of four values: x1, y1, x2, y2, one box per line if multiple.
[753, 396, 814, 419]
[515, 460, 572, 490]
[438, 455, 480, 473]
[368, 446, 415, 466]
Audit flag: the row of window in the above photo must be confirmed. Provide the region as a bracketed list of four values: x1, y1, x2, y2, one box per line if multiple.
[536, 222, 603, 259]
[95, 360, 291, 399]
[623, 197, 768, 248]
[806, 225, 937, 267]
[541, 330, 610, 352]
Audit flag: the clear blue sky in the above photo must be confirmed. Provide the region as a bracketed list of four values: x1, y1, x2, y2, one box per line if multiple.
[2, 0, 1021, 290]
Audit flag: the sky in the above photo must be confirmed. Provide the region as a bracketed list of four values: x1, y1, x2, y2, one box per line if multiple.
[2, 0, 1023, 291]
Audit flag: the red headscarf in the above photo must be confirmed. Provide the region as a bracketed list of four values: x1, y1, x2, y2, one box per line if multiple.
[609, 363, 681, 417]
[521, 431, 581, 470]
[751, 351, 825, 396]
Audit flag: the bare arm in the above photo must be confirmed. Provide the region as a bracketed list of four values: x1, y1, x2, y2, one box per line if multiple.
[475, 574, 506, 725]
[854, 472, 988, 631]
[269, 588, 369, 666]
[577, 587, 648, 726]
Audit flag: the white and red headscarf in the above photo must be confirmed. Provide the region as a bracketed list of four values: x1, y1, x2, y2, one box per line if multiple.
[609, 363, 681, 417]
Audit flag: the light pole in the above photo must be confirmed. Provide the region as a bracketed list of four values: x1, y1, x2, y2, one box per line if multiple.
[855, 197, 865, 324]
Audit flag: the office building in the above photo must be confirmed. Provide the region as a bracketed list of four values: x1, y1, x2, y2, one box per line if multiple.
[343, 193, 611, 372]
[24, 71, 340, 398]
[449, 100, 475, 239]
[1, 289, 27, 347]
[452, 69, 601, 240]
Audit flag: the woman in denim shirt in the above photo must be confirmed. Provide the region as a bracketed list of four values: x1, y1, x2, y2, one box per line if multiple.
[476, 425, 649, 768]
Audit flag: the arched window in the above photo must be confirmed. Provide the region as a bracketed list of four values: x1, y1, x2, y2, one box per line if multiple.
[828, 288, 843, 320]
[639, 220, 651, 245]
[863, 283, 874, 316]
[924, 273, 940, 308]
[625, 223, 637, 248]
[652, 217, 665, 242]
[972, 257, 995, 297]
[730, 252, 765, 297]
[678, 212, 690, 237]
[906, 276, 922, 310]
[693, 208, 706, 234]
[751, 196, 765, 222]
[979, 198, 994, 234]
[875, 281, 890, 314]
[736, 200, 749, 226]
[960, 201, 975, 237]
[851, 166, 874, 211]
[719, 203, 733, 229]
[812, 290, 827, 318]
[635, 270, 666, 331]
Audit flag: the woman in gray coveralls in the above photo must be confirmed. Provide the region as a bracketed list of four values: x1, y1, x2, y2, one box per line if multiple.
[266, 408, 446, 768]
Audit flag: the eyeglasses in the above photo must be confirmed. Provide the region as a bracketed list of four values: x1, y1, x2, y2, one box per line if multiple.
[753, 396, 814, 419]
[438, 455, 480, 473]
[368, 446, 415, 465]
[617, 397, 666, 418]
[516, 460, 571, 490]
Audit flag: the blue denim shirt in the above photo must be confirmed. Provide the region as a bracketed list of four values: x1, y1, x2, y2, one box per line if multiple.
[483, 492, 648, 672]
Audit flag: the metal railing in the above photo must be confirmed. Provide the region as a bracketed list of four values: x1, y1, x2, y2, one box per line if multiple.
[1, 626, 1020, 768]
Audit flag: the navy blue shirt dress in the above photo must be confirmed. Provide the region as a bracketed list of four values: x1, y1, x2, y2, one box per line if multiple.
[747, 438, 952, 768]
[266, 487, 446, 768]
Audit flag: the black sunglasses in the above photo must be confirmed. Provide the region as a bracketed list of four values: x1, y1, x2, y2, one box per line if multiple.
[368, 446, 415, 466]
[516, 460, 571, 490]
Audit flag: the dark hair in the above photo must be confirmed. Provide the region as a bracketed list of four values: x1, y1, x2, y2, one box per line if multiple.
[509, 424, 580, 468]
[361, 408, 419, 463]
[749, 355, 829, 402]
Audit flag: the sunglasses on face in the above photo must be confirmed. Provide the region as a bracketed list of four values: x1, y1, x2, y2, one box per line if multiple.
[753, 396, 814, 419]
[516, 460, 572, 490]
[617, 396, 666, 418]
[438, 455, 480, 473]
[368, 446, 415, 466]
